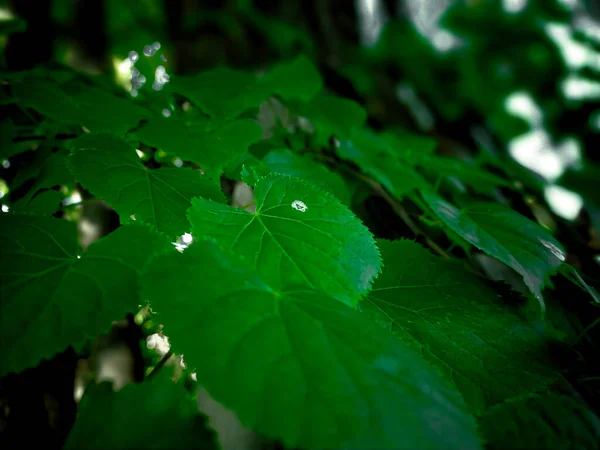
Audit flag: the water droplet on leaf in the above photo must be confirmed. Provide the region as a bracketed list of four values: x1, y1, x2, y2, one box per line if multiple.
[291, 200, 307, 212]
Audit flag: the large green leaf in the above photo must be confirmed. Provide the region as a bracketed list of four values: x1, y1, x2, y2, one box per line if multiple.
[140, 239, 481, 449]
[0, 216, 172, 376]
[337, 128, 427, 198]
[12, 77, 150, 135]
[172, 56, 322, 120]
[262, 149, 351, 204]
[365, 239, 557, 412]
[187, 174, 381, 307]
[135, 117, 262, 176]
[422, 193, 565, 305]
[64, 374, 217, 449]
[67, 133, 225, 238]
[479, 394, 600, 449]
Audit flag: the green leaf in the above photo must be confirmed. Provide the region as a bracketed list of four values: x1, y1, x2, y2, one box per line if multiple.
[13, 149, 74, 205]
[12, 77, 151, 135]
[67, 133, 226, 238]
[479, 394, 600, 449]
[0, 217, 172, 376]
[0, 119, 16, 160]
[365, 239, 557, 413]
[187, 174, 381, 307]
[263, 149, 351, 204]
[64, 373, 218, 449]
[140, 239, 481, 449]
[291, 94, 367, 141]
[422, 193, 565, 306]
[259, 55, 323, 101]
[12, 190, 62, 216]
[135, 117, 262, 176]
[172, 68, 267, 120]
[337, 129, 427, 198]
[172, 56, 322, 120]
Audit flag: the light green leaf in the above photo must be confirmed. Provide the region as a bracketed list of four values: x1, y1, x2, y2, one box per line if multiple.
[259, 55, 323, 101]
[64, 374, 218, 449]
[365, 239, 557, 412]
[187, 174, 381, 307]
[479, 394, 600, 450]
[263, 149, 351, 204]
[422, 193, 565, 306]
[13, 190, 62, 216]
[67, 133, 225, 238]
[135, 117, 262, 176]
[337, 128, 427, 198]
[140, 239, 482, 450]
[12, 77, 151, 135]
[0, 217, 172, 376]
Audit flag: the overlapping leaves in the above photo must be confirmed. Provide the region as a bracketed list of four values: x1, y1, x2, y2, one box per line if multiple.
[0, 216, 171, 376]
[140, 238, 481, 450]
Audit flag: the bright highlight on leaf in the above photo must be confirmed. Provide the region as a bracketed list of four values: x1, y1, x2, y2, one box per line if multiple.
[67, 133, 226, 238]
[0, 216, 172, 376]
[365, 239, 557, 412]
[140, 239, 482, 450]
[187, 174, 381, 307]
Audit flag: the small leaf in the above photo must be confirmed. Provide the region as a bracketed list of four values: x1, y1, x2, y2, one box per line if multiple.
[187, 174, 381, 307]
[135, 117, 262, 176]
[291, 94, 367, 141]
[479, 394, 600, 450]
[172, 68, 268, 120]
[13, 190, 62, 216]
[12, 77, 150, 135]
[68, 133, 225, 238]
[259, 55, 323, 101]
[263, 149, 351, 204]
[337, 128, 427, 198]
[0, 217, 172, 376]
[422, 193, 565, 305]
[140, 239, 482, 450]
[64, 373, 218, 449]
[13, 149, 74, 205]
[365, 239, 557, 412]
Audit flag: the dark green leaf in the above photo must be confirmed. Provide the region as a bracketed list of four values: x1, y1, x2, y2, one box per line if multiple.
[135, 117, 262, 176]
[0, 119, 16, 159]
[480, 394, 600, 450]
[13, 190, 62, 216]
[259, 55, 323, 101]
[0, 217, 172, 376]
[12, 77, 150, 135]
[365, 239, 556, 412]
[188, 174, 381, 307]
[337, 128, 428, 198]
[140, 239, 481, 449]
[68, 133, 225, 238]
[422, 193, 565, 306]
[65, 373, 217, 449]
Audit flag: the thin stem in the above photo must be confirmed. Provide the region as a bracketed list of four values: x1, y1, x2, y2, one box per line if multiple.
[147, 350, 173, 380]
